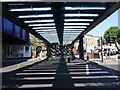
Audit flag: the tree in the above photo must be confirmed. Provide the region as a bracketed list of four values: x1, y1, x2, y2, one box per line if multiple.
[104, 26, 120, 44]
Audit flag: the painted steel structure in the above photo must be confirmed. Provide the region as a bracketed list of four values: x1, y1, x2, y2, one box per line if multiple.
[2, 17, 29, 41]
[2, 2, 120, 45]
[1, 2, 120, 59]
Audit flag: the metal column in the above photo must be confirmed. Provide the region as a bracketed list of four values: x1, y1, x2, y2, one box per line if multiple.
[79, 35, 84, 60]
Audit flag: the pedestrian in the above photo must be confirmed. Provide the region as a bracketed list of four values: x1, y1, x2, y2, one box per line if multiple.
[87, 56, 89, 64]
[87, 55, 89, 61]
[68, 57, 71, 63]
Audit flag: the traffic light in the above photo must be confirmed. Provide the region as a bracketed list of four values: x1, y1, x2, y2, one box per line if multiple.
[110, 36, 115, 43]
[97, 39, 100, 46]
[109, 36, 115, 46]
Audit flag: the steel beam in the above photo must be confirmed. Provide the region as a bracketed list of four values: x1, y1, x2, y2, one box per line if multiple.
[73, 2, 120, 43]
[2, 7, 51, 45]
[52, 2, 64, 45]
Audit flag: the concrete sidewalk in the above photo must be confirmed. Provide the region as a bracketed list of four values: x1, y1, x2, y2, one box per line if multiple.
[0, 56, 47, 73]
[89, 58, 120, 72]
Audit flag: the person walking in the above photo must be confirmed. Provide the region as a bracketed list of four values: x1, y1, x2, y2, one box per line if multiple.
[87, 55, 89, 64]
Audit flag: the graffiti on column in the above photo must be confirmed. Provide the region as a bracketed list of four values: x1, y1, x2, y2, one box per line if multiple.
[51, 44, 61, 56]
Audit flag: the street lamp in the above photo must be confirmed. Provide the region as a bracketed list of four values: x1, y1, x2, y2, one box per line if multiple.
[110, 36, 115, 46]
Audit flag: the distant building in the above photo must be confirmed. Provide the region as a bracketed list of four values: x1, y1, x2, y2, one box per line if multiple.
[74, 34, 119, 59]
[29, 34, 47, 58]
[83, 34, 101, 53]
[74, 34, 101, 59]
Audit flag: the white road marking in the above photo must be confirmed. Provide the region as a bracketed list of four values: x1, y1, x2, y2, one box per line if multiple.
[70, 71, 109, 75]
[16, 72, 56, 75]
[68, 68, 102, 71]
[74, 82, 119, 87]
[19, 84, 53, 88]
[86, 64, 89, 75]
[72, 75, 119, 79]
[21, 77, 55, 80]
[23, 69, 56, 72]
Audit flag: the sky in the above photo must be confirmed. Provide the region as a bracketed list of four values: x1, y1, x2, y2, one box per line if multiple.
[88, 9, 119, 37]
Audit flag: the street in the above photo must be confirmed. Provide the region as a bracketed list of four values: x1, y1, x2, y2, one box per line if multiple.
[2, 57, 120, 89]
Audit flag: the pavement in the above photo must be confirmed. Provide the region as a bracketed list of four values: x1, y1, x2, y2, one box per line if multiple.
[2, 56, 120, 89]
[89, 57, 120, 72]
[0, 56, 47, 73]
[1, 59, 30, 67]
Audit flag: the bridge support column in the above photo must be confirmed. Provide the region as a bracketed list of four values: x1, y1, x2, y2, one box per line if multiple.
[79, 35, 84, 60]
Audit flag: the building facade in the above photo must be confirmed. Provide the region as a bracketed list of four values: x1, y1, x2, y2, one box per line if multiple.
[74, 35, 101, 59]
[29, 34, 47, 58]
[1, 17, 32, 59]
[83, 35, 101, 53]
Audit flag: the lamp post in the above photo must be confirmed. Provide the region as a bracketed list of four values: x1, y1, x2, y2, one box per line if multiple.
[110, 36, 112, 46]
[100, 37, 104, 62]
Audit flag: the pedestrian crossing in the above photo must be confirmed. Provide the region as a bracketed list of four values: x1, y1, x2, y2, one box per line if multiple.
[19, 84, 53, 88]
[67, 60, 119, 88]
[2, 58, 120, 89]
[2, 58, 59, 88]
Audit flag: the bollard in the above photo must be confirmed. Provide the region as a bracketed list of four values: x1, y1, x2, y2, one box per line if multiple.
[68, 57, 70, 63]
